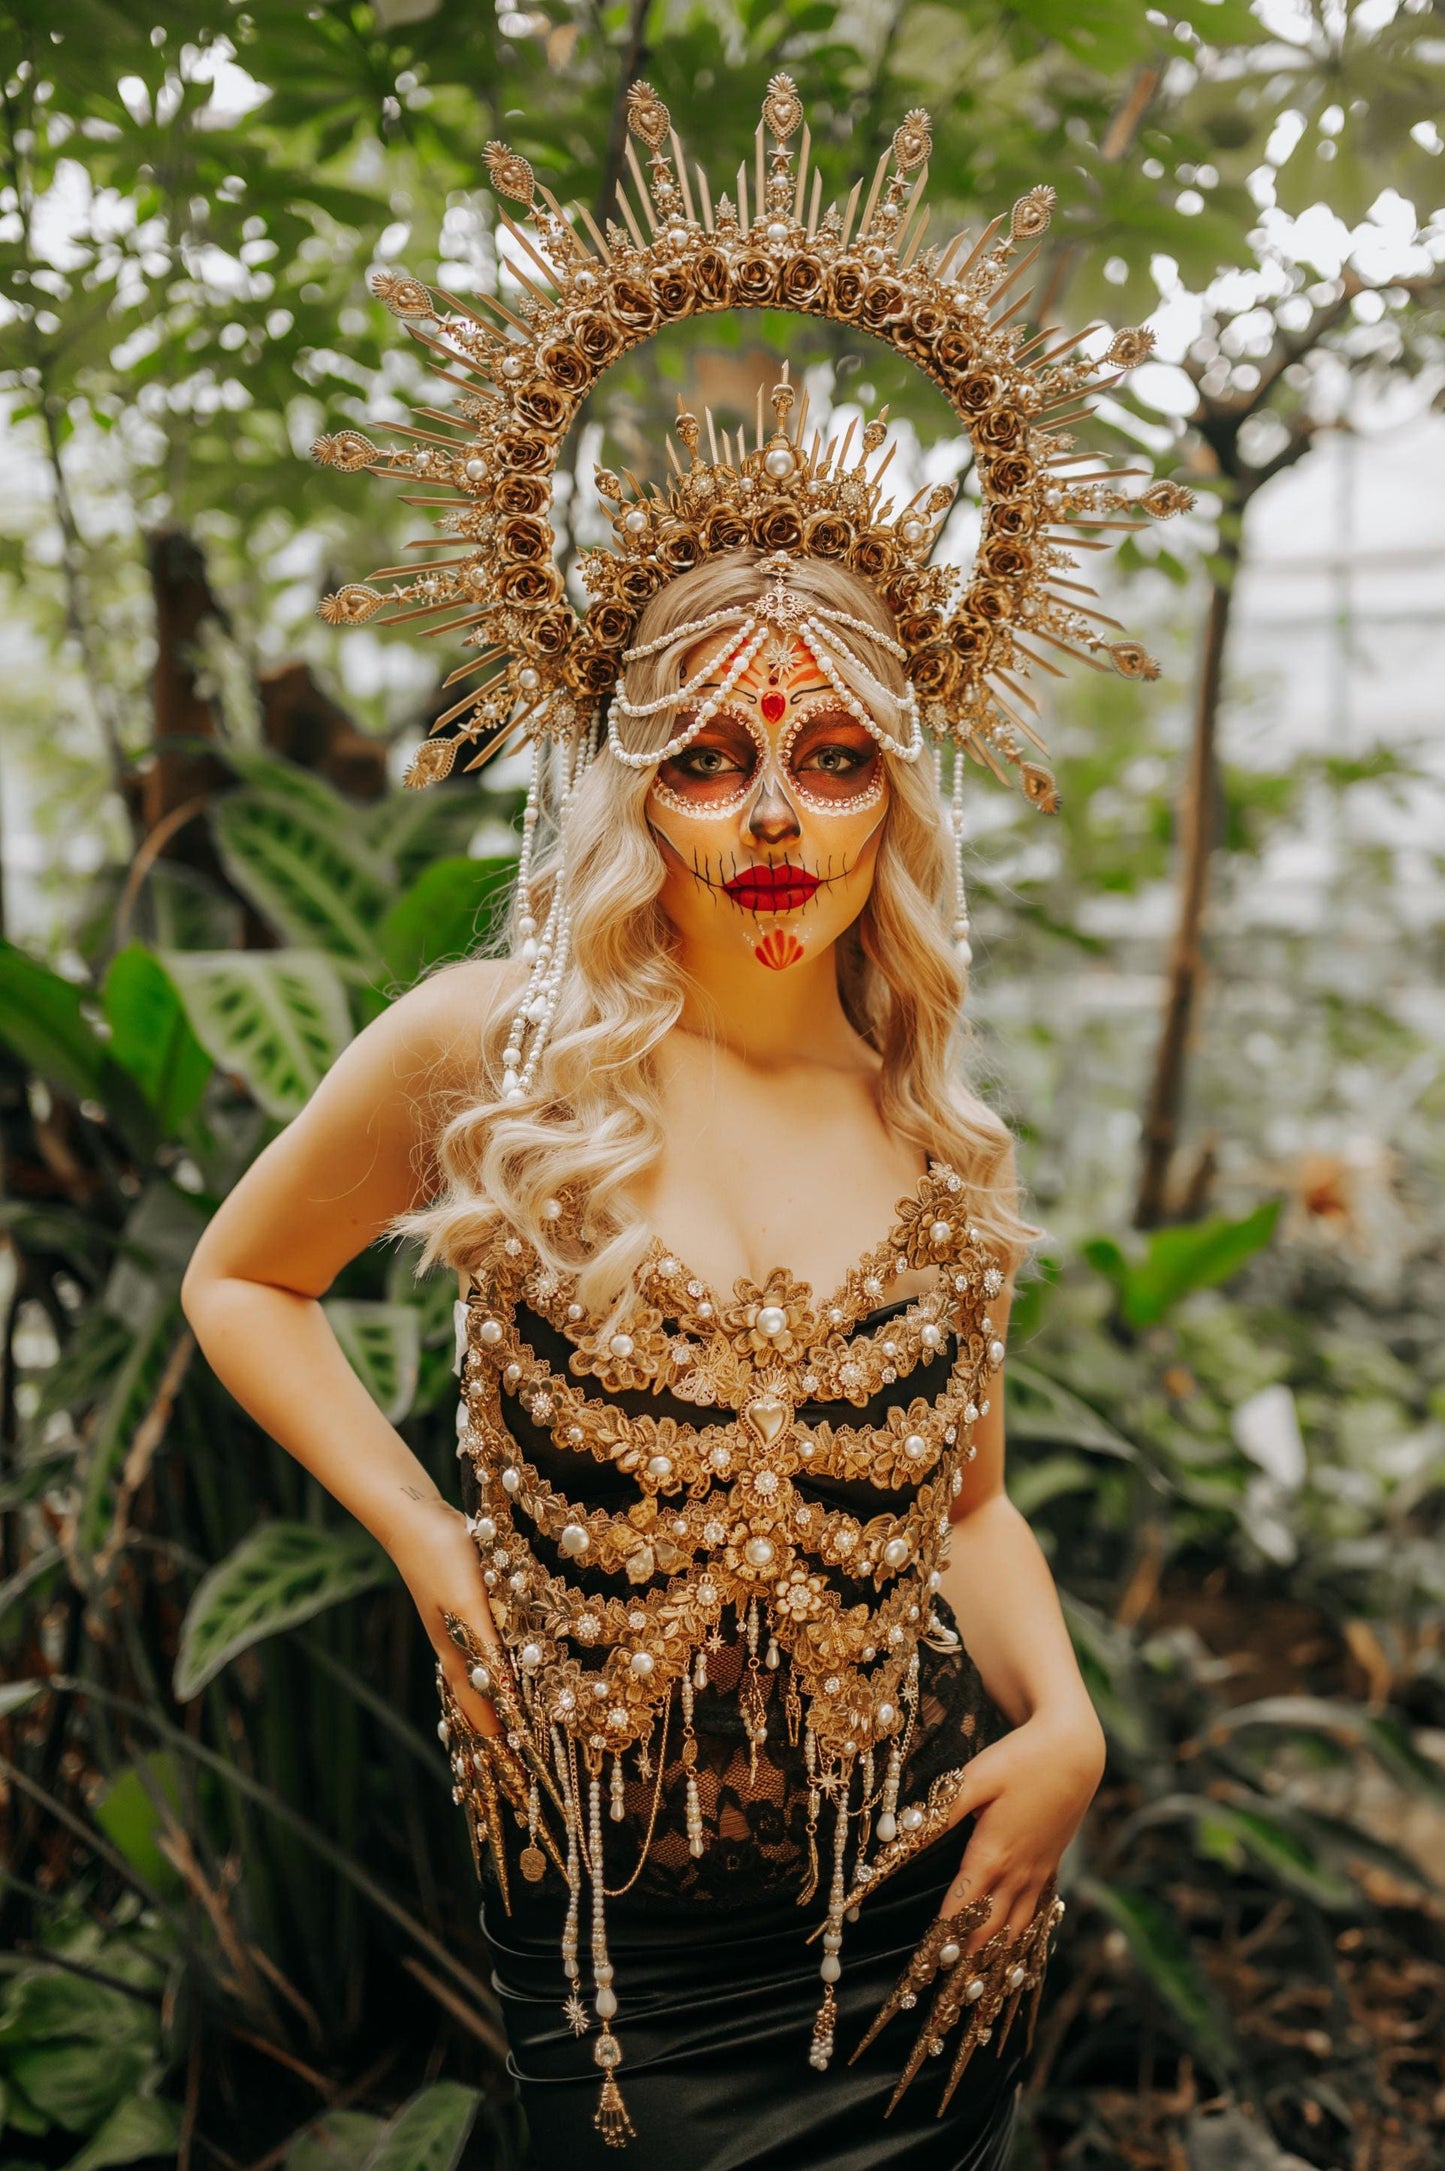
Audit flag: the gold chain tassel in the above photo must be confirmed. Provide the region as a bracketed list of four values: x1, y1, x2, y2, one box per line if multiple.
[594, 2066, 636, 2148]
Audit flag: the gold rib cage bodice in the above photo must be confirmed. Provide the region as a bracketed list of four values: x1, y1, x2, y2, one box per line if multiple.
[454, 1162, 1006, 1782]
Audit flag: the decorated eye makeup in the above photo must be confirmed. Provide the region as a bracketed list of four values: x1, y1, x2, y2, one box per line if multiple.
[782, 707, 886, 811]
[652, 708, 764, 814]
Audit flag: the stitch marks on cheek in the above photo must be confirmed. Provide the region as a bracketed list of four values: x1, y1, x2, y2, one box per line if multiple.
[754, 928, 806, 971]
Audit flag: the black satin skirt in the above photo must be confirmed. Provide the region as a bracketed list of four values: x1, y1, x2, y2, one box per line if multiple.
[480, 1810, 1027, 2171]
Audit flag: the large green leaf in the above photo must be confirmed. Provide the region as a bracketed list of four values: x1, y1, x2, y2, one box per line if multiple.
[101, 946, 211, 1135]
[1083, 1201, 1282, 1328]
[162, 951, 352, 1119]
[92, 1754, 187, 1901]
[362, 2084, 481, 2171]
[1082, 1878, 1238, 2077]
[0, 1969, 162, 2133]
[323, 1300, 421, 1424]
[286, 2110, 385, 2171]
[0, 940, 154, 1152]
[212, 780, 394, 976]
[75, 1298, 186, 1570]
[362, 789, 493, 889]
[376, 855, 514, 987]
[1007, 1360, 1137, 1458]
[1207, 1696, 1445, 1808]
[65, 2095, 184, 2171]
[174, 1521, 396, 1701]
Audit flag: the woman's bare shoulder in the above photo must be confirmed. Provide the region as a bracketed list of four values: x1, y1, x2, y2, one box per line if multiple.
[376, 957, 524, 1086]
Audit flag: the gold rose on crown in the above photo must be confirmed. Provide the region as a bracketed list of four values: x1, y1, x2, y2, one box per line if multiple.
[313, 75, 1192, 809]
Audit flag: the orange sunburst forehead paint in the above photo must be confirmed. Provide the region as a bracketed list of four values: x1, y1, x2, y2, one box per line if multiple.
[755, 929, 806, 971]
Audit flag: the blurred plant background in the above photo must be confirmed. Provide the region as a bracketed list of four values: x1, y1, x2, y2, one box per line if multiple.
[1, 0, 1444, 2166]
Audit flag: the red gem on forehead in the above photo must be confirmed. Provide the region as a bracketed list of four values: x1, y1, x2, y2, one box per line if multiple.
[760, 691, 787, 724]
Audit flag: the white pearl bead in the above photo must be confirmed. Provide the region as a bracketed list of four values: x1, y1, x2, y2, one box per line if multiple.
[921, 1324, 944, 1350]
[646, 1454, 673, 1480]
[501, 1467, 521, 1494]
[478, 1318, 503, 1346]
[939, 1940, 962, 1967]
[541, 1196, 562, 1219]
[904, 1433, 927, 1458]
[468, 1664, 491, 1692]
[745, 1536, 775, 1569]
[929, 1219, 953, 1245]
[901, 1806, 924, 1832]
[437, 1718, 450, 1744]
[610, 1333, 634, 1358]
[520, 939, 538, 964]
[559, 1523, 590, 1557]
[756, 1305, 787, 1338]
[595, 1986, 618, 2019]
[520, 1642, 542, 1669]
[877, 1701, 896, 1725]
[474, 1516, 497, 1544]
[989, 1339, 1006, 1366]
[902, 517, 925, 544]
[956, 939, 974, 966]
[819, 1954, 841, 1982]
[965, 1977, 986, 2002]
[763, 446, 796, 480]
[623, 508, 648, 533]
[766, 220, 788, 241]
[501, 354, 522, 377]
[876, 1811, 897, 1843]
[1008, 1964, 1027, 1989]
[518, 666, 540, 690]
[883, 1536, 911, 1568]
[629, 1649, 655, 1677]
[464, 458, 486, 480]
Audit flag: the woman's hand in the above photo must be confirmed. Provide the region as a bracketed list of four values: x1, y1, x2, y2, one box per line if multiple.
[937, 1707, 1106, 1950]
[389, 1495, 504, 1738]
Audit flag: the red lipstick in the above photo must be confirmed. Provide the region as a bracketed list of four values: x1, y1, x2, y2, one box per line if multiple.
[723, 864, 820, 913]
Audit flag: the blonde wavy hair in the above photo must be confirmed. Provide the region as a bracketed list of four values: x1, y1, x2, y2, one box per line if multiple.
[391, 548, 1037, 1311]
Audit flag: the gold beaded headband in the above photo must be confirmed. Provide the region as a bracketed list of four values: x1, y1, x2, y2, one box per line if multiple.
[312, 74, 1192, 810]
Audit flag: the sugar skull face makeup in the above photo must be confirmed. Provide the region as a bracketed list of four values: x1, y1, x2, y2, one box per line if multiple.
[646, 625, 890, 973]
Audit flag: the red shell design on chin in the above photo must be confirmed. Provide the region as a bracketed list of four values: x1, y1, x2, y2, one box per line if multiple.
[754, 929, 805, 971]
[760, 691, 787, 724]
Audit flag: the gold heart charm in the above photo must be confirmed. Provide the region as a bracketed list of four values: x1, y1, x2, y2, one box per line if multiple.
[744, 1393, 792, 1447]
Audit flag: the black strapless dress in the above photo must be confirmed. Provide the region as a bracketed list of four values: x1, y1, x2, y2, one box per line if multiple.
[461, 1295, 1029, 2170]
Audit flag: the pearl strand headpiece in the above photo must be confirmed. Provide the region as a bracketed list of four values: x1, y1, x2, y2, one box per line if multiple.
[606, 552, 923, 771]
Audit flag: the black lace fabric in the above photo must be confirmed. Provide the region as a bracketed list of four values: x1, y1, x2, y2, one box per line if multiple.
[461, 1292, 1009, 1910]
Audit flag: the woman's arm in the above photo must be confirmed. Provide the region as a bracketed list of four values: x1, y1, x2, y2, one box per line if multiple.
[928, 1283, 1107, 1950]
[938, 1286, 1100, 1741]
[179, 957, 511, 1735]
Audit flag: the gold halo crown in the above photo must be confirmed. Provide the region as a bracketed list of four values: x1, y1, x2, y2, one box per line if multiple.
[313, 75, 1192, 808]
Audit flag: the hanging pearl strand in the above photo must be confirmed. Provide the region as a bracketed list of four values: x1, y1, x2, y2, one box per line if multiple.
[809, 1781, 852, 2071]
[606, 620, 768, 767]
[555, 1726, 583, 2003]
[512, 735, 544, 967]
[500, 729, 594, 1103]
[799, 616, 924, 762]
[950, 743, 972, 965]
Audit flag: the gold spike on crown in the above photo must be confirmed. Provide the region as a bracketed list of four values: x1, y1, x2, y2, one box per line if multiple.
[313, 76, 1192, 806]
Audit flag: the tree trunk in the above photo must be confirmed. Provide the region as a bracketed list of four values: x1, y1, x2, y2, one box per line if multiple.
[1134, 543, 1238, 1228]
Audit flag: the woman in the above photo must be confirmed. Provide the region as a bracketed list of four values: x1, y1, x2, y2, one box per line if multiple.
[182, 73, 1186, 2168]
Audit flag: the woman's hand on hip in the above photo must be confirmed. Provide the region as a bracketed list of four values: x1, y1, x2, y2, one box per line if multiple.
[938, 1707, 1106, 1950]
[389, 1495, 503, 1737]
